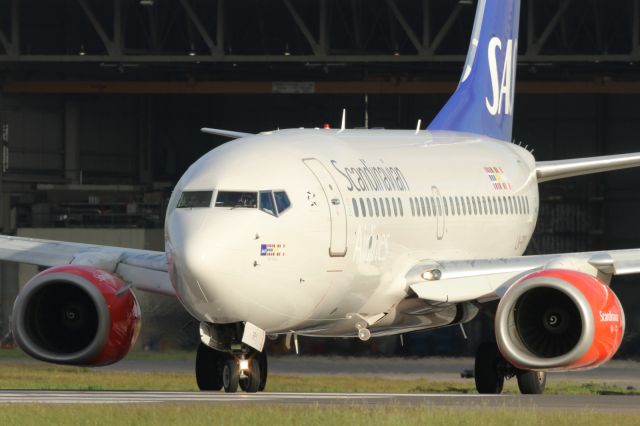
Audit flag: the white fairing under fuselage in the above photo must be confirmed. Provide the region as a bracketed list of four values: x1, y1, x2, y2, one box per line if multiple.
[165, 128, 539, 337]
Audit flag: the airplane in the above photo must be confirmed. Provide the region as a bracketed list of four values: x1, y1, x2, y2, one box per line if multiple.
[3, 0, 640, 395]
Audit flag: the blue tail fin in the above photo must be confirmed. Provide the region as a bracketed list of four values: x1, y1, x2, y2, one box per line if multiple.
[428, 0, 521, 141]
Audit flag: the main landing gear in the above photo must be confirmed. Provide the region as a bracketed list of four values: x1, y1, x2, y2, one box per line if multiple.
[474, 341, 546, 395]
[196, 343, 268, 393]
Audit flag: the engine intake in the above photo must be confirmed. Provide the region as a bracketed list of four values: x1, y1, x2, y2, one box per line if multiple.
[495, 269, 624, 371]
[12, 265, 141, 366]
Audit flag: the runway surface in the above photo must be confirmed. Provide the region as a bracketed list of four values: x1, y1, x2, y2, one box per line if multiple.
[7, 354, 640, 386]
[0, 390, 638, 411]
[104, 356, 640, 387]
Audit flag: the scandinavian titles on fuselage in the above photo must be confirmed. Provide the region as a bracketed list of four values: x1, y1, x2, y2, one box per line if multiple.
[331, 159, 410, 193]
[353, 223, 390, 264]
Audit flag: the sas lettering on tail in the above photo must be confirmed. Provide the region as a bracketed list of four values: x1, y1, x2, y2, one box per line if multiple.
[486, 37, 515, 116]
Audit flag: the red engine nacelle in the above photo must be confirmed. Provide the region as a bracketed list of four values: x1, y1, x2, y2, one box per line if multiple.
[495, 269, 624, 371]
[12, 265, 141, 366]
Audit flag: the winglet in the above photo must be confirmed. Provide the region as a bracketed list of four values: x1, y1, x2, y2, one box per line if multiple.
[339, 109, 346, 133]
[200, 128, 253, 139]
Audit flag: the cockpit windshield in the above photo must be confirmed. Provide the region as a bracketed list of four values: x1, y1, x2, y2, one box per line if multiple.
[215, 190, 291, 215]
[177, 191, 213, 208]
[215, 191, 258, 208]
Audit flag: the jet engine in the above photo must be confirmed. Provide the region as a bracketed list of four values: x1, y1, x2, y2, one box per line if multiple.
[495, 269, 624, 371]
[12, 265, 141, 366]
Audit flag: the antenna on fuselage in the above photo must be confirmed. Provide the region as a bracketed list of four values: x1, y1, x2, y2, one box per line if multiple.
[339, 108, 346, 133]
[415, 119, 422, 134]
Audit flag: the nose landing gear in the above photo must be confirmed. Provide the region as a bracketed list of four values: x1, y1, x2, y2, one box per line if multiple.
[238, 358, 261, 392]
[196, 343, 268, 393]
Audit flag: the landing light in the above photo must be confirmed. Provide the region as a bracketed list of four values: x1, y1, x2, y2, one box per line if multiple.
[421, 269, 442, 281]
[239, 359, 249, 371]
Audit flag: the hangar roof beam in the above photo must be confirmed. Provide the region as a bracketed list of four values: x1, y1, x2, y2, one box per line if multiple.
[283, 0, 324, 56]
[76, 0, 121, 56]
[526, 0, 572, 57]
[0, 29, 13, 57]
[426, 2, 464, 56]
[179, 0, 221, 56]
[0, 0, 639, 66]
[0, 0, 19, 57]
[386, 0, 424, 54]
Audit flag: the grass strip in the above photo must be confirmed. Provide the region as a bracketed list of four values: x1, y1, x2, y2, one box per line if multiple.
[0, 404, 638, 426]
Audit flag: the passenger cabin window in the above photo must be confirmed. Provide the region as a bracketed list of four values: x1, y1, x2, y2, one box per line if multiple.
[360, 199, 367, 217]
[215, 191, 256, 208]
[177, 191, 213, 208]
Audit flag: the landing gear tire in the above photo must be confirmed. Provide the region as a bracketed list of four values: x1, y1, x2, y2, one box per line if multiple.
[222, 359, 240, 393]
[474, 341, 505, 394]
[195, 343, 223, 391]
[257, 352, 268, 391]
[517, 370, 546, 394]
[239, 359, 261, 393]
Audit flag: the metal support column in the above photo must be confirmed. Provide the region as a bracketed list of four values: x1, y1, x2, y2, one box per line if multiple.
[0, 261, 19, 345]
[633, 0, 640, 55]
[138, 97, 152, 184]
[64, 99, 80, 184]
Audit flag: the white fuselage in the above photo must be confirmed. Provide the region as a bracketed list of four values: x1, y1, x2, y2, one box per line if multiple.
[165, 129, 539, 337]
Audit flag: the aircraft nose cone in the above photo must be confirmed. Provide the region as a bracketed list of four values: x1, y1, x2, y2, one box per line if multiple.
[181, 228, 215, 284]
[167, 208, 246, 323]
[167, 210, 215, 304]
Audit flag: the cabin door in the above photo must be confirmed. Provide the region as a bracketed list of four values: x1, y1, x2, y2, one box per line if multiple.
[303, 158, 348, 256]
[432, 186, 445, 240]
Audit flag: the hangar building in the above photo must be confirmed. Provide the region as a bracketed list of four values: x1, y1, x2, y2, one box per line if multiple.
[1, 0, 639, 355]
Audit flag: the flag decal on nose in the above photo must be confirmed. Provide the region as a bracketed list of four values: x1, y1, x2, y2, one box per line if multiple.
[261, 244, 286, 257]
[484, 166, 512, 190]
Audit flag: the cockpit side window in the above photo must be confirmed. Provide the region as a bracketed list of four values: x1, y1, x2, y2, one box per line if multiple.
[215, 191, 257, 208]
[177, 191, 213, 208]
[274, 191, 291, 214]
[259, 191, 276, 216]
[258, 190, 291, 216]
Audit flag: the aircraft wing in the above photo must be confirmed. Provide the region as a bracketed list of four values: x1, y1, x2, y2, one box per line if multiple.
[0, 235, 174, 296]
[536, 152, 640, 183]
[200, 127, 252, 139]
[407, 249, 640, 303]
